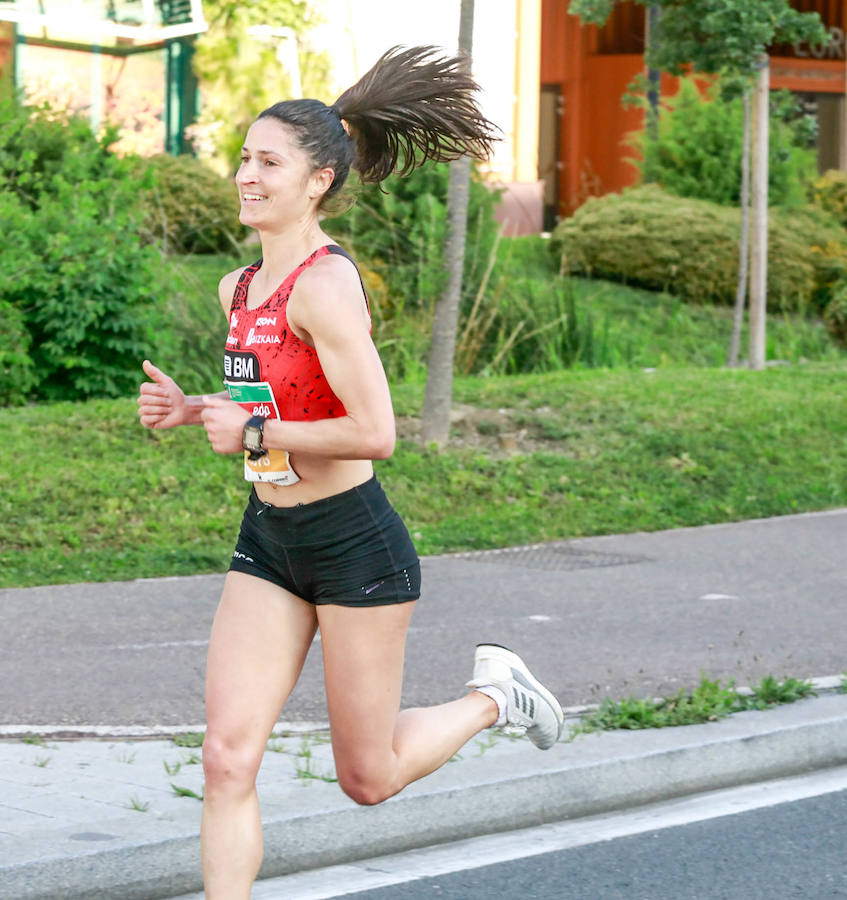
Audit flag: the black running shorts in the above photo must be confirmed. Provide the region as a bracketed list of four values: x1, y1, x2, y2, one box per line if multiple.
[228, 475, 421, 607]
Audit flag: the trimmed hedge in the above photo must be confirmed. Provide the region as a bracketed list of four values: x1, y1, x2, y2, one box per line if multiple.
[551, 185, 847, 311]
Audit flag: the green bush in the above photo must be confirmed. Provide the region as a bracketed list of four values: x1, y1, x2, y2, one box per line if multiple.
[824, 280, 847, 345]
[0, 297, 37, 406]
[810, 169, 847, 229]
[0, 100, 158, 403]
[136, 154, 247, 255]
[0, 98, 119, 206]
[324, 162, 501, 313]
[632, 79, 818, 208]
[551, 185, 847, 311]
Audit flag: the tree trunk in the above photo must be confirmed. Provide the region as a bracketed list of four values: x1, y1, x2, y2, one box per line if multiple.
[728, 88, 752, 368]
[645, 5, 661, 148]
[420, 0, 474, 446]
[749, 58, 769, 371]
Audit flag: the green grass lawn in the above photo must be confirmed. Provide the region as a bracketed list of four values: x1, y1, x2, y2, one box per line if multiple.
[4, 362, 845, 588]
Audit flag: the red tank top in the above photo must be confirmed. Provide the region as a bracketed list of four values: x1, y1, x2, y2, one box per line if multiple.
[223, 244, 367, 423]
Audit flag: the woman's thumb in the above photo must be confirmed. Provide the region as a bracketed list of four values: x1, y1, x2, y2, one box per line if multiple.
[142, 359, 164, 381]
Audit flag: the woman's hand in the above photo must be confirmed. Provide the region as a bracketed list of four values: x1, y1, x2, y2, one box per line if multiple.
[201, 395, 251, 455]
[138, 360, 187, 430]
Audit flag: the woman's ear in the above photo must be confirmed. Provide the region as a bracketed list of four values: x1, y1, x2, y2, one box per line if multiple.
[310, 166, 336, 200]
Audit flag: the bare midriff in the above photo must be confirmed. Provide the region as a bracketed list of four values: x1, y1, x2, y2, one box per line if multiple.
[253, 455, 374, 507]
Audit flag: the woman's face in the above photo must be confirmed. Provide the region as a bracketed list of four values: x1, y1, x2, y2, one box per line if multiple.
[235, 117, 330, 231]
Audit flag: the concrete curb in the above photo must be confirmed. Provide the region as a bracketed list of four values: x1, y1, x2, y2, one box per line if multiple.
[2, 693, 847, 900]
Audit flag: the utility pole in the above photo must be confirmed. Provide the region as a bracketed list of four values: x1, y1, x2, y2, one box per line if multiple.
[749, 57, 769, 371]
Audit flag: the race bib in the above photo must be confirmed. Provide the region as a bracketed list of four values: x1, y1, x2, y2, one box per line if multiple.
[224, 380, 300, 486]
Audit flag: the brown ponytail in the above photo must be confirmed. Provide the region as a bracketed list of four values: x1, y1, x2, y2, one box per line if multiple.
[257, 45, 498, 210]
[332, 45, 498, 184]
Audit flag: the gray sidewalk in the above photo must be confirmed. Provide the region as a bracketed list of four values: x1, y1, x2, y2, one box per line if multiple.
[1, 508, 846, 899]
[2, 692, 847, 900]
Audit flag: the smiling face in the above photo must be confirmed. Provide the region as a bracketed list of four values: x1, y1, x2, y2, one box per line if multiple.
[235, 117, 334, 232]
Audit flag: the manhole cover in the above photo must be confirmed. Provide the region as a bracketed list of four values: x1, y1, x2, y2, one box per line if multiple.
[442, 543, 650, 571]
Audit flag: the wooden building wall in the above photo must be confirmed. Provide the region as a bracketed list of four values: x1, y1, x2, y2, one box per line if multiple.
[541, 0, 847, 220]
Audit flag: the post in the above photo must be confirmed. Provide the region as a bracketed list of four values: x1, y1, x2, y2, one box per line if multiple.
[749, 57, 769, 371]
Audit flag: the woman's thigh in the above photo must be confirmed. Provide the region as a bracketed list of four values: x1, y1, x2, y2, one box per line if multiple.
[316, 600, 415, 767]
[205, 571, 318, 755]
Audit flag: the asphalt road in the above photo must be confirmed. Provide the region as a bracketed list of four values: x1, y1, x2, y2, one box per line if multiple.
[1, 508, 845, 730]
[332, 788, 847, 899]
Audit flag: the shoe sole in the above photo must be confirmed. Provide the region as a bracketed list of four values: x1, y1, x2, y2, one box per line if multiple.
[473, 643, 565, 742]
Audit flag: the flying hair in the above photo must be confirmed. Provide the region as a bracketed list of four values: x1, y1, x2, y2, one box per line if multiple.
[257, 45, 499, 212]
[331, 45, 499, 184]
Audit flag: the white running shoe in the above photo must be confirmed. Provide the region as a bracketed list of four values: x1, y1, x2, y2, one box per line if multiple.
[467, 643, 564, 750]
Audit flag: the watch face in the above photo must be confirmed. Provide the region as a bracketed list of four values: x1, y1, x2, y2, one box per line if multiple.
[243, 416, 265, 454]
[244, 426, 262, 452]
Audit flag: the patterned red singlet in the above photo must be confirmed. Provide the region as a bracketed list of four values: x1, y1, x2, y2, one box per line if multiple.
[222, 244, 368, 484]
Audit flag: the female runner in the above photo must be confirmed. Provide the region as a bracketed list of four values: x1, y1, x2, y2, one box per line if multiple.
[137, 46, 563, 899]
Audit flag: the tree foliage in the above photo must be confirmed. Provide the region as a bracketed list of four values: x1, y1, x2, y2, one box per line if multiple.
[569, 0, 828, 80]
[0, 99, 158, 403]
[630, 78, 817, 207]
[190, 0, 331, 174]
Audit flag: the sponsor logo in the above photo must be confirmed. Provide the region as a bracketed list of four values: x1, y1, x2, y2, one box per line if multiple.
[232, 550, 254, 563]
[226, 335, 237, 345]
[223, 350, 260, 381]
[255, 316, 277, 328]
[246, 328, 281, 346]
[230, 312, 239, 329]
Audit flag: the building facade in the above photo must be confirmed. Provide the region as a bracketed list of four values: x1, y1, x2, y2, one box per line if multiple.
[540, 0, 847, 225]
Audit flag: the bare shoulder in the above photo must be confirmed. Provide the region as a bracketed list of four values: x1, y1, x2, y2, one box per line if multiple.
[217, 265, 249, 316]
[289, 252, 369, 333]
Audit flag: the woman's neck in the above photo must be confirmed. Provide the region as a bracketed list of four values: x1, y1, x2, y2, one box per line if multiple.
[256, 220, 329, 282]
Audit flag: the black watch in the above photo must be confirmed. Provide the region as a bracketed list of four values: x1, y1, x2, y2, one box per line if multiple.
[242, 415, 267, 460]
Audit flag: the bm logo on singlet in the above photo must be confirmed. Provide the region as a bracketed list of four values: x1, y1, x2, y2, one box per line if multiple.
[223, 350, 260, 382]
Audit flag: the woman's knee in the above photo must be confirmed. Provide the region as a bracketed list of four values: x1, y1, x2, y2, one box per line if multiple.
[336, 762, 398, 806]
[202, 731, 264, 795]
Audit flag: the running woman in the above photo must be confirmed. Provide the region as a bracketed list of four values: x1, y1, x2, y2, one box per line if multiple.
[137, 45, 563, 899]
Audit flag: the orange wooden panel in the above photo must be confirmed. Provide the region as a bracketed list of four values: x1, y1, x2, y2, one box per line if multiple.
[770, 56, 846, 93]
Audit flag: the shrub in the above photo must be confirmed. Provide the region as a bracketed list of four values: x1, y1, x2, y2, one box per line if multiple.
[0, 297, 37, 406]
[323, 162, 502, 315]
[632, 78, 818, 208]
[136, 154, 247, 255]
[0, 100, 159, 403]
[810, 169, 847, 229]
[551, 185, 847, 311]
[824, 280, 847, 345]
[0, 97, 119, 206]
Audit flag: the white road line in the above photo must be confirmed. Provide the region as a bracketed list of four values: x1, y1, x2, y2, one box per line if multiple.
[167, 766, 847, 900]
[113, 639, 209, 650]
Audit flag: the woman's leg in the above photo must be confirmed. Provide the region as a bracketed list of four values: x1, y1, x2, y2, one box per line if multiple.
[317, 601, 498, 806]
[201, 572, 318, 900]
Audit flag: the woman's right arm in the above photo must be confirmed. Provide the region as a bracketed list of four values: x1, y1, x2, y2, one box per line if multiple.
[138, 269, 242, 430]
[138, 360, 225, 428]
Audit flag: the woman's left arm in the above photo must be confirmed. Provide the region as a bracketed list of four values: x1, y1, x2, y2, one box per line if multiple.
[200, 260, 395, 460]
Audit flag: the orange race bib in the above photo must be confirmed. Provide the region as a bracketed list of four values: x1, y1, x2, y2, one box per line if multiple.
[224, 380, 300, 486]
